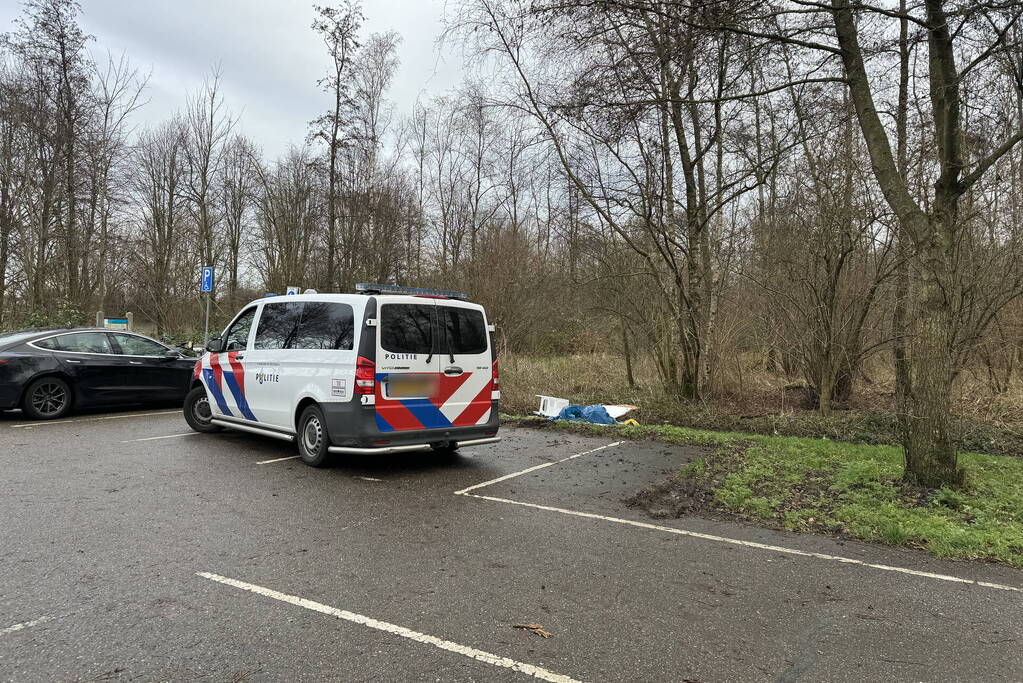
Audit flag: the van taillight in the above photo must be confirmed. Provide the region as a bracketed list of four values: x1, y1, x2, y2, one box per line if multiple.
[355, 356, 375, 394]
[491, 360, 499, 387]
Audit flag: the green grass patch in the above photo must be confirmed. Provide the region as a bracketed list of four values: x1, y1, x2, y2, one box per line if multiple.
[503, 414, 1023, 568]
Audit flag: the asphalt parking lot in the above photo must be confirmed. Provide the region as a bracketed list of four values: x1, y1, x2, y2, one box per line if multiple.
[1, 409, 1022, 682]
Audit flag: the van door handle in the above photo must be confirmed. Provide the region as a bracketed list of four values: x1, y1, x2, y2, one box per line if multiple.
[234, 354, 245, 361]
[443, 366, 463, 376]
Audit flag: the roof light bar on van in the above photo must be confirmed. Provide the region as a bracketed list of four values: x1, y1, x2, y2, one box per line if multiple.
[354, 283, 469, 300]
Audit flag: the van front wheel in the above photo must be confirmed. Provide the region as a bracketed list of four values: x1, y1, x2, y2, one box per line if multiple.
[184, 386, 221, 433]
[297, 404, 332, 467]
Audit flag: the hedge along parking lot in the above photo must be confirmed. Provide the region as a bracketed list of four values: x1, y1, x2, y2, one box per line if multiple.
[507, 416, 1023, 568]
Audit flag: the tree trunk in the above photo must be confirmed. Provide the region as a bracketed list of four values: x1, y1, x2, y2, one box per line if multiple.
[622, 319, 636, 389]
[901, 272, 960, 487]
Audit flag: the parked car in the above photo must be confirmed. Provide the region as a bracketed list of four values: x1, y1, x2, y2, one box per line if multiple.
[0, 328, 197, 420]
[184, 284, 500, 466]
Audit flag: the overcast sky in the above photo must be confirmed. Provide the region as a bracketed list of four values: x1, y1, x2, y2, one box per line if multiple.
[1, 0, 466, 158]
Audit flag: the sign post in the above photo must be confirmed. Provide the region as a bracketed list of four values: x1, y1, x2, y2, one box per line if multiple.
[201, 266, 215, 348]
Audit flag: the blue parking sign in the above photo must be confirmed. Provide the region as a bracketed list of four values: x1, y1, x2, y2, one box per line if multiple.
[201, 267, 215, 292]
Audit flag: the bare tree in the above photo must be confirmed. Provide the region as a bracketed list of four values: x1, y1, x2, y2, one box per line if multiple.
[184, 68, 234, 281]
[220, 134, 256, 302]
[310, 1, 362, 291]
[130, 119, 187, 334]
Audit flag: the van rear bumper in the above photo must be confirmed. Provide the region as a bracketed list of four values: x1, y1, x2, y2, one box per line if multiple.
[320, 399, 500, 451]
[328, 436, 500, 456]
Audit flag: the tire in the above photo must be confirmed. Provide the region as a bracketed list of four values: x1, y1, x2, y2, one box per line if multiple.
[22, 377, 73, 420]
[297, 404, 332, 467]
[183, 386, 221, 433]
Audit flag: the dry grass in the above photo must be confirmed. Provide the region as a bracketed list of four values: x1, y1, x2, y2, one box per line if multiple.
[500, 351, 1023, 457]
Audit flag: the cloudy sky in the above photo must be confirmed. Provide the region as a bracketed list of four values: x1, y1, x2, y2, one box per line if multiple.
[1, 0, 467, 158]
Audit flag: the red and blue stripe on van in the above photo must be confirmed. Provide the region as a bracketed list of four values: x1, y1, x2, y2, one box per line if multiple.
[374, 371, 493, 432]
[200, 352, 257, 421]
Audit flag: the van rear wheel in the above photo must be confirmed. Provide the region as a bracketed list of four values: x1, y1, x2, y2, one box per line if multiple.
[297, 404, 332, 467]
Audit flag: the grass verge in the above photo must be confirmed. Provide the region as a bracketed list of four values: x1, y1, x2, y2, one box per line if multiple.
[502, 415, 1023, 568]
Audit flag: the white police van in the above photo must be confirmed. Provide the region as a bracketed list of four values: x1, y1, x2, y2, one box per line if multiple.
[183, 284, 500, 466]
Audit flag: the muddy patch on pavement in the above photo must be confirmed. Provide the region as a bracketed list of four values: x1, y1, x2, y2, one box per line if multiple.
[624, 440, 751, 521]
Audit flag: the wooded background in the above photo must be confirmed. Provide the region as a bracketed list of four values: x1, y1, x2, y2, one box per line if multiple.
[2, 0, 1022, 485]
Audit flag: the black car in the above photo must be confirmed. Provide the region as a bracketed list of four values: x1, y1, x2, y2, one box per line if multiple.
[0, 328, 197, 420]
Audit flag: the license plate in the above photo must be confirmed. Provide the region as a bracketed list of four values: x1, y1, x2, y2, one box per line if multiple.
[387, 375, 436, 398]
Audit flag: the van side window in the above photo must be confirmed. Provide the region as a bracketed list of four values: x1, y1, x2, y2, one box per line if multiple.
[296, 302, 354, 350]
[254, 302, 302, 350]
[224, 307, 256, 351]
[438, 306, 487, 354]
[380, 304, 434, 354]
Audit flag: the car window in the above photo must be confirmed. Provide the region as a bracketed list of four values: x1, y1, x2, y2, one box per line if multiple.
[438, 306, 487, 355]
[112, 334, 167, 356]
[1, 330, 56, 348]
[223, 308, 256, 351]
[295, 302, 354, 350]
[254, 302, 302, 350]
[33, 337, 61, 350]
[380, 304, 434, 354]
[54, 332, 114, 354]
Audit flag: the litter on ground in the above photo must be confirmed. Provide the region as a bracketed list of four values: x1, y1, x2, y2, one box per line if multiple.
[535, 395, 639, 425]
[513, 623, 553, 638]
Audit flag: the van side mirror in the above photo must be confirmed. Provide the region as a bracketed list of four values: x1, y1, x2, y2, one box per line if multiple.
[205, 336, 224, 353]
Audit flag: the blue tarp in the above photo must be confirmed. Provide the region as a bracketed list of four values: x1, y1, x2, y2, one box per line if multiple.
[553, 404, 618, 425]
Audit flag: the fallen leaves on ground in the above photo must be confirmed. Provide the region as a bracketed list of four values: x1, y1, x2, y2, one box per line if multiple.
[513, 623, 552, 638]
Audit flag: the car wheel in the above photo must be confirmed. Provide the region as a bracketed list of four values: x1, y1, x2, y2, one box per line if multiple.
[23, 377, 73, 420]
[183, 386, 221, 433]
[297, 404, 332, 467]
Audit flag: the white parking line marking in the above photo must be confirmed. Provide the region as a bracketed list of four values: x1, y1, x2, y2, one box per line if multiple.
[454, 442, 622, 495]
[1, 616, 52, 636]
[359, 476, 382, 482]
[461, 492, 1022, 593]
[121, 432, 197, 443]
[12, 410, 179, 428]
[456, 441, 1023, 594]
[197, 572, 582, 683]
[256, 455, 300, 464]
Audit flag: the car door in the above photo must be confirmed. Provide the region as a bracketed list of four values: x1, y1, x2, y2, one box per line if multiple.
[41, 332, 126, 405]
[434, 302, 494, 427]
[204, 306, 258, 421]
[244, 299, 303, 428]
[109, 333, 191, 401]
[374, 297, 442, 431]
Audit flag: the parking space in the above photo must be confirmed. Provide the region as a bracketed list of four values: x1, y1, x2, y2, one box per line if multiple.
[2, 411, 1022, 681]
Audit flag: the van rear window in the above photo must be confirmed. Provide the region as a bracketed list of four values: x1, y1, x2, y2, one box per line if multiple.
[438, 306, 487, 355]
[380, 303, 488, 356]
[380, 304, 434, 354]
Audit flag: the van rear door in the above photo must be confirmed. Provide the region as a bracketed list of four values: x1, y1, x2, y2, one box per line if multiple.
[433, 301, 493, 427]
[375, 297, 441, 431]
